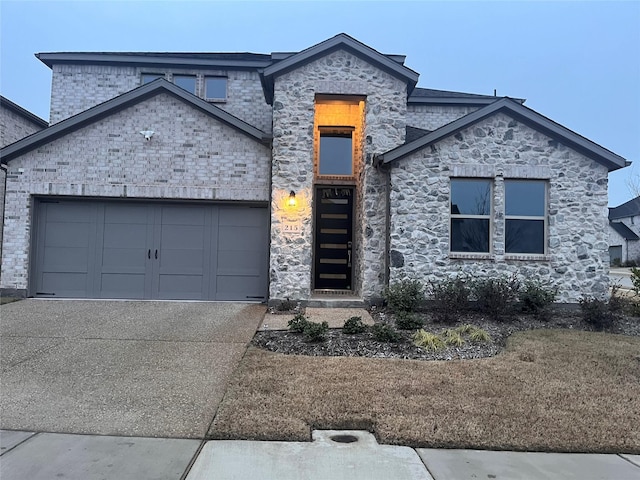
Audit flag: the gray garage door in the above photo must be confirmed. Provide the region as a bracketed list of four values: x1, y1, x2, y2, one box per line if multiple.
[32, 199, 268, 301]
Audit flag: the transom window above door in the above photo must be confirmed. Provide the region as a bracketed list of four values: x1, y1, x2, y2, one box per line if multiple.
[318, 129, 354, 177]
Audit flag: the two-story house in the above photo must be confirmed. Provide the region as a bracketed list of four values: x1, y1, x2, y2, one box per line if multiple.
[0, 34, 630, 304]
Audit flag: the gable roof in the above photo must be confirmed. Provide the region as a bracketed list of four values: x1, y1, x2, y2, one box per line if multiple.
[610, 221, 640, 240]
[261, 33, 420, 105]
[0, 79, 270, 163]
[609, 197, 640, 220]
[408, 87, 525, 106]
[377, 97, 629, 172]
[0, 95, 48, 128]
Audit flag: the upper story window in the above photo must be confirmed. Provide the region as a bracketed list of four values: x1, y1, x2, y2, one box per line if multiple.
[205, 77, 227, 101]
[505, 180, 547, 254]
[173, 75, 197, 95]
[450, 179, 492, 253]
[319, 130, 354, 176]
[141, 73, 164, 84]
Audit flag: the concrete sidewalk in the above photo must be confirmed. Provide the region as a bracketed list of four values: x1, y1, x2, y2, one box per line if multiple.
[2, 429, 639, 480]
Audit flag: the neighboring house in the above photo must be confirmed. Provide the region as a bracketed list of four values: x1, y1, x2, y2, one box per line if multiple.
[0, 34, 631, 303]
[608, 197, 640, 265]
[0, 96, 48, 271]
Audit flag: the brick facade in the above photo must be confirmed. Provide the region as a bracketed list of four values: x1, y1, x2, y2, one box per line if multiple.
[1, 93, 270, 292]
[50, 64, 272, 132]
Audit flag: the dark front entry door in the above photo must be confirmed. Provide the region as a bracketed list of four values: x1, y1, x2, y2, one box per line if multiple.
[314, 187, 353, 290]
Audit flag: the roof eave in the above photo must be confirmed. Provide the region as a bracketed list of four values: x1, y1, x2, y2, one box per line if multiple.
[36, 52, 272, 70]
[1, 80, 270, 162]
[380, 98, 628, 172]
[0, 96, 48, 127]
[407, 96, 526, 106]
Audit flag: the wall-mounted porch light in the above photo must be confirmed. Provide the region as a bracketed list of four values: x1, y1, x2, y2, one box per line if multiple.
[288, 190, 297, 207]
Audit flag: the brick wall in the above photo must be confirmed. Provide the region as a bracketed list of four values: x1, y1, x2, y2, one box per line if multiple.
[49, 64, 272, 132]
[1, 103, 47, 274]
[1, 92, 270, 292]
[406, 104, 480, 131]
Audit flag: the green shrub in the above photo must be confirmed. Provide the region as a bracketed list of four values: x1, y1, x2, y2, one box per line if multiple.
[631, 267, 640, 295]
[471, 275, 520, 320]
[303, 321, 329, 341]
[287, 313, 309, 333]
[518, 280, 557, 318]
[384, 279, 424, 312]
[343, 316, 367, 334]
[413, 330, 445, 351]
[579, 297, 615, 331]
[428, 276, 471, 324]
[371, 323, 400, 343]
[395, 311, 424, 330]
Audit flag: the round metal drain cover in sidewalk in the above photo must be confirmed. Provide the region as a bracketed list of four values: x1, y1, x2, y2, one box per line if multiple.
[330, 434, 359, 443]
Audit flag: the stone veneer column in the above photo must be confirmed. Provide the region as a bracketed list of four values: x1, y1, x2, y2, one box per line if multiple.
[269, 50, 408, 302]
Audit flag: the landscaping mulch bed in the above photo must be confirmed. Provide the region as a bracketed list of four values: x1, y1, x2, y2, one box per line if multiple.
[253, 307, 640, 361]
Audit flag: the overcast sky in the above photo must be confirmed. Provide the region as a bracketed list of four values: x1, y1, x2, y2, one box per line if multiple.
[1, 1, 638, 207]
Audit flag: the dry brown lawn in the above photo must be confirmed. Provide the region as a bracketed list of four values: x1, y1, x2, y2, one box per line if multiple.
[210, 329, 640, 453]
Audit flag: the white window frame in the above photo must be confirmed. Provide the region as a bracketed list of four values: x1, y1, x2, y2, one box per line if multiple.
[449, 178, 493, 255]
[504, 179, 547, 257]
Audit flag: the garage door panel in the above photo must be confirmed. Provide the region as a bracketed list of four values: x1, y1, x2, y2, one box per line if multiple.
[45, 222, 92, 248]
[217, 250, 264, 276]
[160, 225, 205, 250]
[104, 203, 150, 223]
[99, 274, 146, 299]
[216, 275, 265, 301]
[157, 275, 204, 300]
[34, 200, 267, 301]
[41, 272, 90, 297]
[41, 247, 91, 272]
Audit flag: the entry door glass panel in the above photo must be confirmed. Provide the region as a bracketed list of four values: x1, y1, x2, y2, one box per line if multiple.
[314, 187, 353, 290]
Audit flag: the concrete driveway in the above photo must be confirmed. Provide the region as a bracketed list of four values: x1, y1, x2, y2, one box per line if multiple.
[0, 300, 265, 438]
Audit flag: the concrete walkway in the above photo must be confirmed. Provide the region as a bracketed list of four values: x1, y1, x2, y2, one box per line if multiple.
[2, 429, 639, 480]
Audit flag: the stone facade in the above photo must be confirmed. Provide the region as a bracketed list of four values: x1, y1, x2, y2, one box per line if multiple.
[388, 113, 610, 302]
[50, 64, 272, 132]
[406, 104, 480, 132]
[268, 49, 407, 301]
[1, 92, 270, 291]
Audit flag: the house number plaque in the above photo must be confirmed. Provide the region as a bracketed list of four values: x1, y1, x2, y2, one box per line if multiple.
[282, 221, 301, 233]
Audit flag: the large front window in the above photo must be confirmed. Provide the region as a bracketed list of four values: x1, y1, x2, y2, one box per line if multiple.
[450, 179, 491, 253]
[505, 180, 546, 254]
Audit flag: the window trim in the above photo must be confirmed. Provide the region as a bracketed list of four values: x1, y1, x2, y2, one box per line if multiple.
[449, 178, 493, 255]
[504, 179, 548, 257]
[204, 76, 228, 102]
